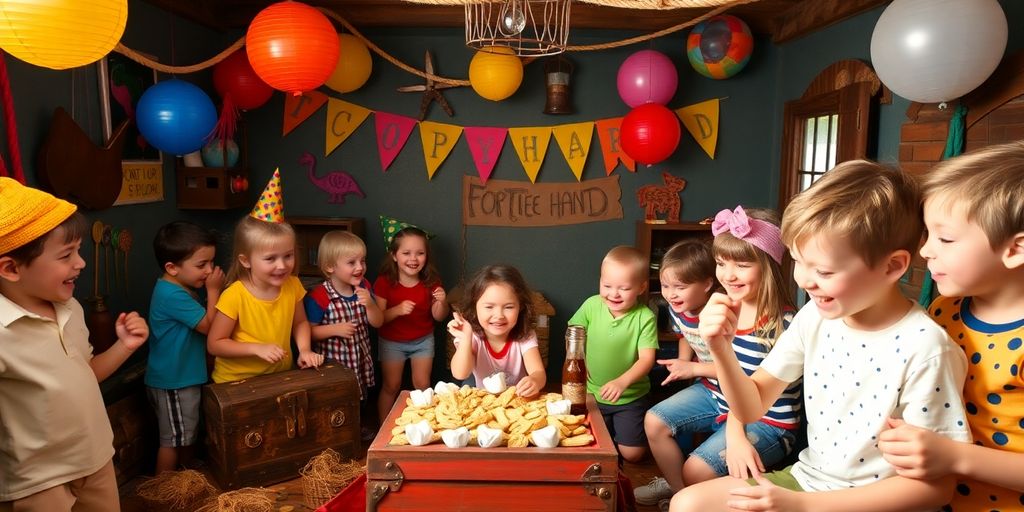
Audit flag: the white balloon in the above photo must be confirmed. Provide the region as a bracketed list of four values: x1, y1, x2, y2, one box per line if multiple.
[870, 0, 1007, 104]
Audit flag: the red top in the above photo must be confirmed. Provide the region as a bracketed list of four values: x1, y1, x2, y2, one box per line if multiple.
[373, 276, 440, 342]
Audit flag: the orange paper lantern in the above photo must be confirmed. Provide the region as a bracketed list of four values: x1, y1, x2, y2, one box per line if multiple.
[245, 1, 339, 96]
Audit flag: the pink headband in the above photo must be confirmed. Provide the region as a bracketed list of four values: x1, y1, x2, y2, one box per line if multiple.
[711, 206, 784, 264]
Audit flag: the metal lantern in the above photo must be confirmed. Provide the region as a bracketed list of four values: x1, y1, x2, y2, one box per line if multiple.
[543, 55, 573, 114]
[465, 0, 571, 57]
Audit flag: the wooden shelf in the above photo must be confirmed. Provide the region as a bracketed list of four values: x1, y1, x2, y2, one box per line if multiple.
[289, 216, 366, 285]
[636, 221, 712, 337]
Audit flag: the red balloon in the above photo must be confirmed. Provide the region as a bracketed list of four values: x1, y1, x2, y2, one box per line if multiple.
[620, 104, 681, 165]
[246, 1, 340, 96]
[213, 49, 274, 110]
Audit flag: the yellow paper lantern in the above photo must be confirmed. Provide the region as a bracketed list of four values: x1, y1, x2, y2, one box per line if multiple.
[469, 46, 523, 102]
[0, 0, 128, 70]
[325, 34, 372, 94]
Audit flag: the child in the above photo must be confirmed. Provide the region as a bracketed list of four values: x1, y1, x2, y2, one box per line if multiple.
[0, 178, 148, 511]
[304, 230, 383, 400]
[877, 141, 1024, 512]
[674, 161, 971, 512]
[447, 265, 547, 398]
[147, 221, 224, 474]
[639, 211, 802, 510]
[207, 172, 323, 383]
[568, 245, 659, 463]
[374, 226, 449, 423]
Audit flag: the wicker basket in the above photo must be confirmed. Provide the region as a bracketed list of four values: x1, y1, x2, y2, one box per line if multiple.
[446, 290, 555, 369]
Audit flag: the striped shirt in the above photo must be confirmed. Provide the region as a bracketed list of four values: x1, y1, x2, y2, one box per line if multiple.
[704, 313, 802, 430]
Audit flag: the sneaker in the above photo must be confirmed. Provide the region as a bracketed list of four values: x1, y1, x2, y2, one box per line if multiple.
[658, 498, 671, 512]
[634, 477, 673, 505]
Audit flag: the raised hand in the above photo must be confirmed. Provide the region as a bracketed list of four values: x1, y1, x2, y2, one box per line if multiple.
[432, 287, 447, 304]
[447, 311, 473, 346]
[354, 286, 373, 307]
[115, 311, 149, 351]
[206, 266, 225, 293]
[699, 292, 741, 353]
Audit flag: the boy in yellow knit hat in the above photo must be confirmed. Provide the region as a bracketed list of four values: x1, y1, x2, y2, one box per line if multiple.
[0, 177, 149, 512]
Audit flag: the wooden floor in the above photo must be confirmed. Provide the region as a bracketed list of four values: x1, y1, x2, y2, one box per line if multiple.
[119, 444, 666, 511]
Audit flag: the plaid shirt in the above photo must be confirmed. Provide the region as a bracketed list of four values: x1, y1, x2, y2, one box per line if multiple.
[305, 279, 375, 399]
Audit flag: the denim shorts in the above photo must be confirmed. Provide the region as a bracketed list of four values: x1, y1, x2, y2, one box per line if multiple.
[378, 334, 435, 362]
[648, 381, 795, 476]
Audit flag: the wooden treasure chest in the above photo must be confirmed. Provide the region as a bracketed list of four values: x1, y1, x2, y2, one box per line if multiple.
[203, 364, 360, 489]
[366, 391, 618, 511]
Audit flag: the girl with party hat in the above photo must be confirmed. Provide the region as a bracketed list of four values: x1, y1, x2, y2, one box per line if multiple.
[207, 169, 324, 383]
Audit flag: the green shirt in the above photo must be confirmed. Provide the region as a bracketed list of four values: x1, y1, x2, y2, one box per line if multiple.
[568, 295, 658, 405]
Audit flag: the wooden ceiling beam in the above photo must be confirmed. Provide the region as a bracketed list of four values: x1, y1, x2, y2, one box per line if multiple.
[771, 0, 890, 44]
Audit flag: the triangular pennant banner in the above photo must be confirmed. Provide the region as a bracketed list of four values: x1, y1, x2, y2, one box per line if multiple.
[594, 118, 636, 175]
[675, 99, 719, 159]
[552, 122, 595, 181]
[418, 121, 463, 180]
[374, 112, 418, 172]
[325, 98, 372, 156]
[464, 127, 507, 185]
[508, 127, 551, 183]
[283, 90, 328, 136]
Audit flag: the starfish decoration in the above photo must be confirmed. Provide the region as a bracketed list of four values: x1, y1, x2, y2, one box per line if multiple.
[396, 50, 459, 121]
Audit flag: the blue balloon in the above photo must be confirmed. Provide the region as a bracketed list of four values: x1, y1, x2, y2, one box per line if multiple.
[136, 79, 218, 156]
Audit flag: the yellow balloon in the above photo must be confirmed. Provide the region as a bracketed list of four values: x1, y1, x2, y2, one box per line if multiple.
[469, 46, 523, 102]
[325, 34, 373, 94]
[0, 0, 128, 70]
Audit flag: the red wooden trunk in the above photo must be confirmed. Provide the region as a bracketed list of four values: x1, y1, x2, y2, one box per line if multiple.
[203, 365, 360, 489]
[366, 392, 618, 511]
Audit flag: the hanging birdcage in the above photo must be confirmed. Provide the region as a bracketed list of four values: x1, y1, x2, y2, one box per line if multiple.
[465, 0, 571, 57]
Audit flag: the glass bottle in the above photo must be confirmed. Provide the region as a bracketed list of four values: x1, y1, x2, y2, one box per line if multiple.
[561, 325, 588, 415]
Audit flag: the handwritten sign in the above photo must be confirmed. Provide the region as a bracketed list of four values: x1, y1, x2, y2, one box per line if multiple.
[462, 175, 623, 227]
[114, 162, 163, 205]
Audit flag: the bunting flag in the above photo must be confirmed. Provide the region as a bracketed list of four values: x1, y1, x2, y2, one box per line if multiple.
[594, 117, 636, 175]
[325, 98, 372, 156]
[552, 122, 595, 181]
[419, 121, 463, 180]
[464, 127, 508, 185]
[675, 99, 720, 159]
[283, 90, 328, 136]
[374, 112, 418, 172]
[508, 127, 552, 183]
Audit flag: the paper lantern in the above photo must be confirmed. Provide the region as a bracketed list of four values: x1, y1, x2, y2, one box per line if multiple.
[469, 46, 523, 101]
[0, 0, 127, 70]
[246, 1, 340, 96]
[325, 34, 373, 94]
[136, 79, 218, 156]
[213, 49, 274, 110]
[620, 103, 681, 166]
[870, 0, 1007, 103]
[617, 50, 678, 107]
[687, 15, 753, 80]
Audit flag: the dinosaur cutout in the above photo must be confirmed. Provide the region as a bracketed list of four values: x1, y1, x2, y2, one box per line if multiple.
[37, 107, 129, 210]
[300, 152, 365, 204]
[636, 172, 686, 223]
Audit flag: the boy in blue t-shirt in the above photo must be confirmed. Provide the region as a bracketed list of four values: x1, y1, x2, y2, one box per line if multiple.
[147, 221, 223, 474]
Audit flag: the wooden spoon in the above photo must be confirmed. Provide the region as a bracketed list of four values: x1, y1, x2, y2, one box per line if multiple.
[91, 221, 104, 298]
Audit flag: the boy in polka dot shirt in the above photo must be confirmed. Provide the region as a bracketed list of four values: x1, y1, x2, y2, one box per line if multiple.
[878, 141, 1024, 512]
[670, 161, 970, 512]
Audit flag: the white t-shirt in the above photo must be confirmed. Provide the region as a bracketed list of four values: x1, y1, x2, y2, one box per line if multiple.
[759, 302, 971, 492]
[456, 332, 539, 386]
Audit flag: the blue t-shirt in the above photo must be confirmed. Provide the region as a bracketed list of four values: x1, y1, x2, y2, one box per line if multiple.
[145, 278, 208, 389]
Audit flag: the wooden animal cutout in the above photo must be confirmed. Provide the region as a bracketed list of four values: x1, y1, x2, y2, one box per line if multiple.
[37, 107, 129, 210]
[300, 152, 365, 204]
[636, 172, 687, 223]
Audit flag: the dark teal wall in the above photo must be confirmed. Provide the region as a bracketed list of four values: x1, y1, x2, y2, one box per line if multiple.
[4, 1, 1022, 380]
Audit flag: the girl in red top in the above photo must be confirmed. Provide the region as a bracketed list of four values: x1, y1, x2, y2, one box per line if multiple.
[373, 227, 448, 423]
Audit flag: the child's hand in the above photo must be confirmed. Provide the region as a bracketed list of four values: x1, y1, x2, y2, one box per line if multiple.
[699, 292, 740, 353]
[206, 266, 225, 293]
[297, 350, 324, 369]
[447, 311, 473, 346]
[354, 286, 373, 307]
[115, 312, 149, 351]
[432, 287, 447, 304]
[727, 476, 805, 512]
[334, 321, 357, 339]
[599, 379, 626, 403]
[878, 417, 958, 479]
[515, 376, 540, 398]
[395, 300, 416, 316]
[726, 430, 765, 480]
[251, 343, 286, 363]
[658, 358, 697, 385]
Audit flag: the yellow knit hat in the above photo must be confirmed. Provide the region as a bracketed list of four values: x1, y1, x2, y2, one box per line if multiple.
[0, 177, 78, 255]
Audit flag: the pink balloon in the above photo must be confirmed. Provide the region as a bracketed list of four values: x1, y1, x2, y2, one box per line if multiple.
[617, 50, 679, 107]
